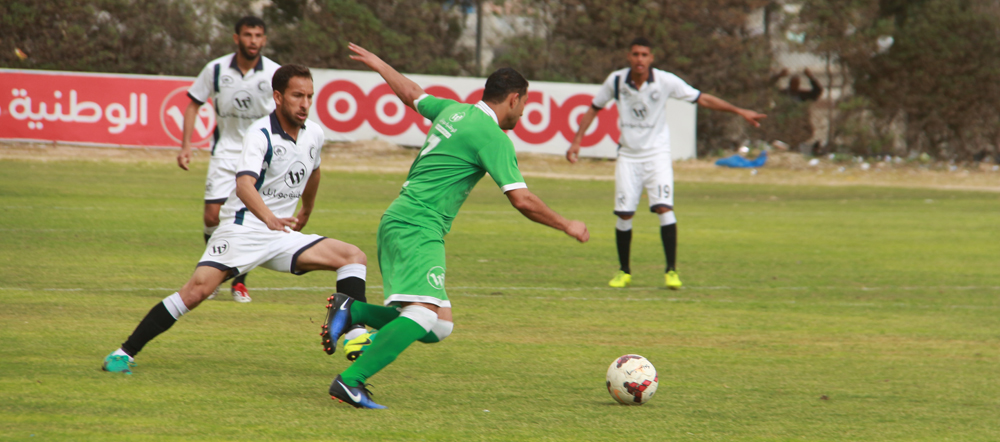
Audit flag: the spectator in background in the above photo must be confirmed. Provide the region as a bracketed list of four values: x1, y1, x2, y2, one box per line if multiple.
[764, 68, 824, 154]
[773, 68, 823, 102]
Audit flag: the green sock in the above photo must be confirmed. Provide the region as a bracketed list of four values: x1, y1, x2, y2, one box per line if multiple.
[340, 316, 426, 385]
[349, 301, 400, 330]
[418, 331, 441, 343]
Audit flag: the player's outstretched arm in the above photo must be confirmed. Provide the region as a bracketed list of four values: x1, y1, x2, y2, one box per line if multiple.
[348, 43, 425, 111]
[235, 175, 298, 232]
[505, 188, 589, 243]
[177, 100, 201, 170]
[293, 170, 321, 231]
[696, 93, 767, 128]
[566, 107, 600, 164]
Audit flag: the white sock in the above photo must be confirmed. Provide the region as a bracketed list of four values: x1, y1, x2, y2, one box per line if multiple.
[658, 211, 677, 226]
[344, 327, 367, 341]
[615, 217, 633, 231]
[112, 348, 134, 362]
[162, 292, 190, 320]
[336, 263, 367, 281]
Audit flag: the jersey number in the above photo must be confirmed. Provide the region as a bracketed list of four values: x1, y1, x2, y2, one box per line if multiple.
[421, 134, 442, 156]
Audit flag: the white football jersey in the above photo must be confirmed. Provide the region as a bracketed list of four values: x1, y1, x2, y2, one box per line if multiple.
[188, 53, 281, 159]
[221, 113, 324, 231]
[592, 68, 701, 161]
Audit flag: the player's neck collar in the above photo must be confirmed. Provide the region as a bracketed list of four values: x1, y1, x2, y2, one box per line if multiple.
[474, 101, 499, 125]
[269, 111, 303, 142]
[625, 68, 654, 89]
[230, 54, 264, 73]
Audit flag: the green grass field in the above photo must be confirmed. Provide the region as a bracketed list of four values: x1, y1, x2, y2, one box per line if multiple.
[1, 157, 998, 441]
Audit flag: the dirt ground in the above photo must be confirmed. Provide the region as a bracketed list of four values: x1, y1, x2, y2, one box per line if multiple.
[2, 140, 998, 192]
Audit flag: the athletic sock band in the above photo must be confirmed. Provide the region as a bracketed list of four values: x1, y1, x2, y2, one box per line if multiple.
[336, 263, 366, 281]
[615, 217, 633, 231]
[398, 305, 438, 333]
[163, 293, 190, 320]
[658, 211, 677, 226]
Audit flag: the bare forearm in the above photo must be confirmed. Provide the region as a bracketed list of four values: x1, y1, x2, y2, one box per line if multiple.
[697, 93, 742, 114]
[572, 108, 599, 145]
[510, 191, 569, 231]
[181, 101, 200, 148]
[370, 60, 423, 110]
[298, 171, 321, 215]
[235, 176, 277, 223]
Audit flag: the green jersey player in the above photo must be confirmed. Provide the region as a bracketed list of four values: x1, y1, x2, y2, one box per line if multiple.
[320, 43, 590, 409]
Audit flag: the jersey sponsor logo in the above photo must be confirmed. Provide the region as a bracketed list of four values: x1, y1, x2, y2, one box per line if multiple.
[309, 146, 316, 159]
[315, 82, 621, 146]
[208, 240, 230, 256]
[232, 91, 253, 112]
[284, 161, 308, 187]
[161, 86, 215, 146]
[630, 104, 649, 120]
[426, 266, 446, 290]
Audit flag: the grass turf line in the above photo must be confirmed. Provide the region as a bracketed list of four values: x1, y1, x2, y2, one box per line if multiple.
[0, 158, 998, 441]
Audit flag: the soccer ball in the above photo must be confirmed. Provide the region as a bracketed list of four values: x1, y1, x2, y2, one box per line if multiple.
[606, 354, 658, 405]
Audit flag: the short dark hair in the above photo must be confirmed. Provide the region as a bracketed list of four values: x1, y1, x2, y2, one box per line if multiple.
[235, 16, 266, 34]
[272, 64, 312, 94]
[629, 37, 652, 49]
[482, 68, 529, 104]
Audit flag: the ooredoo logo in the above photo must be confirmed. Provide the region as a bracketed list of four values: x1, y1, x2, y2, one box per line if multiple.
[315, 81, 620, 146]
[160, 86, 215, 146]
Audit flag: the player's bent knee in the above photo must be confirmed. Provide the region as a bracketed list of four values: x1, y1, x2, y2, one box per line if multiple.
[399, 305, 438, 335]
[418, 320, 454, 344]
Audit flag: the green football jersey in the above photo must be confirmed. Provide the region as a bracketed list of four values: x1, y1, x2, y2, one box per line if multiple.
[382, 95, 527, 236]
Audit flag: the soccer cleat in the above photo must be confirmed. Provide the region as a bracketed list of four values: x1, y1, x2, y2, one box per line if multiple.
[608, 271, 632, 288]
[207, 286, 219, 300]
[231, 282, 252, 303]
[344, 332, 375, 362]
[321, 293, 354, 355]
[102, 353, 136, 374]
[665, 270, 682, 290]
[329, 374, 386, 409]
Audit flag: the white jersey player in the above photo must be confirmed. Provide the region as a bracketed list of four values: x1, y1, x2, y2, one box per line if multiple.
[176, 16, 281, 302]
[566, 37, 766, 289]
[103, 65, 370, 375]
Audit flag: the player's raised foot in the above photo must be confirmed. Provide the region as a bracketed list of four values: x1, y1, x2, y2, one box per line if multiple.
[231, 282, 252, 303]
[608, 271, 632, 288]
[329, 374, 386, 409]
[344, 332, 375, 362]
[321, 293, 354, 355]
[101, 352, 136, 374]
[665, 270, 682, 290]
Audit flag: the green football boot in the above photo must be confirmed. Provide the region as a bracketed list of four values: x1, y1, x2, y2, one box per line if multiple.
[102, 353, 136, 374]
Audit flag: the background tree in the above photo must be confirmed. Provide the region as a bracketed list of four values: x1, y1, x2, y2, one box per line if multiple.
[492, 0, 775, 155]
[0, 0, 217, 75]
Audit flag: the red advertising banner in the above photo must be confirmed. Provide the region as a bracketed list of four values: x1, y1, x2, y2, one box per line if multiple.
[1, 68, 697, 159]
[1, 69, 214, 148]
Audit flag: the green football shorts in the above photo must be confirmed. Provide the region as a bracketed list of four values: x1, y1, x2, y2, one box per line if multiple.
[377, 216, 451, 308]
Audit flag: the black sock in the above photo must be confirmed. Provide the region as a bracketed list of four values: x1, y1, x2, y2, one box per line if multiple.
[120, 302, 177, 357]
[232, 273, 247, 286]
[661, 223, 677, 272]
[616, 228, 632, 274]
[337, 276, 367, 303]
[203, 233, 211, 244]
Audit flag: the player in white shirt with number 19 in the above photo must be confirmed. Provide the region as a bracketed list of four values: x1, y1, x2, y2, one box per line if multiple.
[566, 37, 766, 289]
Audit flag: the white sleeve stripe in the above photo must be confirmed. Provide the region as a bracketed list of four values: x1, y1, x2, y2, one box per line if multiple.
[413, 93, 430, 109]
[501, 182, 528, 193]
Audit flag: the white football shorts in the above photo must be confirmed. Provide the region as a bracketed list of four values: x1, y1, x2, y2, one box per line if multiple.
[614, 156, 674, 216]
[197, 224, 327, 277]
[204, 156, 239, 204]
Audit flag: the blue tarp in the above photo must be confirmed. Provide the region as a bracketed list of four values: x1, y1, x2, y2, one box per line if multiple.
[715, 151, 767, 168]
